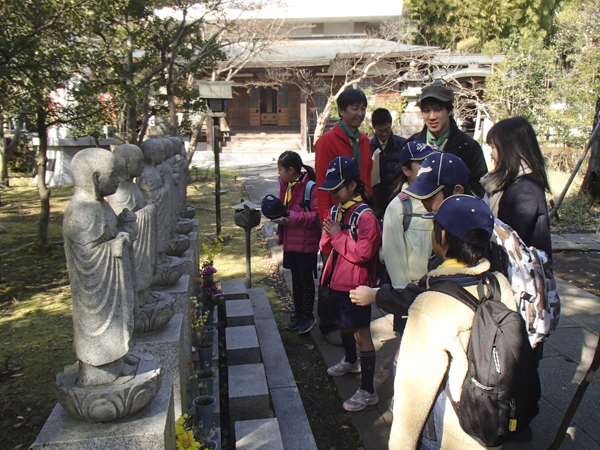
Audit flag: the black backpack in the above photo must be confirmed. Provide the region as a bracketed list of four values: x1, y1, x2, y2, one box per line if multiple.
[428, 273, 541, 447]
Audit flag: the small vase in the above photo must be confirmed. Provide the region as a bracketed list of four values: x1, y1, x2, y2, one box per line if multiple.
[205, 308, 215, 326]
[203, 326, 215, 344]
[193, 395, 216, 435]
[197, 372, 214, 397]
[197, 342, 214, 368]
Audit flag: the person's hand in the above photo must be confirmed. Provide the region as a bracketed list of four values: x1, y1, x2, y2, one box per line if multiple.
[276, 217, 289, 226]
[349, 285, 377, 306]
[322, 217, 341, 236]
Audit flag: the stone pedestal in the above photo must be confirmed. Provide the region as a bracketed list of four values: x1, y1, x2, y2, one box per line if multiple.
[225, 299, 254, 327]
[131, 314, 185, 415]
[32, 381, 175, 449]
[228, 364, 270, 423]
[156, 275, 192, 364]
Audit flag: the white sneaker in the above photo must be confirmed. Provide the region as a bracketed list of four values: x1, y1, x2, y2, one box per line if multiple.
[343, 388, 379, 412]
[326, 356, 361, 376]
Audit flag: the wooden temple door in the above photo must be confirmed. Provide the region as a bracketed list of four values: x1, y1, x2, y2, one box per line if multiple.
[248, 85, 289, 127]
[277, 85, 289, 126]
[248, 88, 260, 126]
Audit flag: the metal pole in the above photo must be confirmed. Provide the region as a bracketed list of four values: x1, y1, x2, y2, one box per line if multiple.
[245, 228, 252, 288]
[213, 117, 221, 236]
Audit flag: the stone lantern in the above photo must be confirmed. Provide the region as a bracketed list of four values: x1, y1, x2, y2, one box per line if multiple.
[231, 200, 261, 288]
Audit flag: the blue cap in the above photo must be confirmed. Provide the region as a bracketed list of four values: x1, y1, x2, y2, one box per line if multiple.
[398, 141, 435, 168]
[319, 156, 360, 191]
[424, 194, 494, 244]
[261, 194, 285, 219]
[404, 152, 469, 199]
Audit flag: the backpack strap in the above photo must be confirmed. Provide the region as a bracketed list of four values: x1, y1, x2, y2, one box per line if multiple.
[398, 192, 415, 232]
[427, 272, 501, 311]
[347, 203, 372, 241]
[302, 180, 316, 212]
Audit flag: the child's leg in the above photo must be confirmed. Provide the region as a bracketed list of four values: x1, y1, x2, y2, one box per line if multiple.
[286, 270, 304, 330]
[340, 327, 358, 363]
[355, 327, 376, 394]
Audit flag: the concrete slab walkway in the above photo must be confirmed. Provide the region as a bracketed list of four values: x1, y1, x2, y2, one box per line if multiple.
[238, 160, 600, 449]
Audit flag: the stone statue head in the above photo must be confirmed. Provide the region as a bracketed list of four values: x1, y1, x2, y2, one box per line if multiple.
[114, 144, 144, 180]
[140, 139, 165, 166]
[168, 137, 183, 156]
[162, 138, 174, 160]
[72, 148, 120, 199]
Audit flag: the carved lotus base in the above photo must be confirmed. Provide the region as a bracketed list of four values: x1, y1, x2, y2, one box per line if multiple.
[175, 218, 193, 235]
[165, 233, 190, 257]
[55, 351, 162, 423]
[151, 255, 184, 287]
[180, 206, 196, 219]
[134, 291, 176, 334]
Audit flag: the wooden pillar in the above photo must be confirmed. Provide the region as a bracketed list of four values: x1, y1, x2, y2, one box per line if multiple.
[206, 117, 214, 153]
[300, 92, 307, 153]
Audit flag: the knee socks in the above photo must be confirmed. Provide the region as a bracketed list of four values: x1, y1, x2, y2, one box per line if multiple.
[360, 351, 376, 394]
[291, 270, 315, 316]
[341, 331, 357, 364]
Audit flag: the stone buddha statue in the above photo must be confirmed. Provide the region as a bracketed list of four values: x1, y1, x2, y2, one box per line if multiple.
[107, 144, 175, 334]
[58, 147, 161, 422]
[168, 137, 194, 220]
[137, 139, 185, 287]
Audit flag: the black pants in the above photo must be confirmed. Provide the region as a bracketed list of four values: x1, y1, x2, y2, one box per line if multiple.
[317, 252, 339, 334]
[291, 270, 315, 316]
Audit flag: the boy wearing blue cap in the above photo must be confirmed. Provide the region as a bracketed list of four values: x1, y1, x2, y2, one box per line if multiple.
[388, 195, 516, 450]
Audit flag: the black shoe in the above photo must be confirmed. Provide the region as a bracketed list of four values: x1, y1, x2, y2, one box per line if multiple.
[286, 313, 302, 331]
[298, 315, 316, 334]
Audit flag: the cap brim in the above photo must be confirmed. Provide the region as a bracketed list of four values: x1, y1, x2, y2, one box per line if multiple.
[422, 211, 435, 220]
[319, 179, 345, 191]
[404, 182, 445, 200]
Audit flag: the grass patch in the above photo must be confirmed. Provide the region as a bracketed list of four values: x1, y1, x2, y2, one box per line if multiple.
[0, 168, 272, 448]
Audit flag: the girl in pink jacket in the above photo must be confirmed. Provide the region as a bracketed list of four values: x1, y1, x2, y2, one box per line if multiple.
[319, 156, 382, 412]
[277, 151, 320, 334]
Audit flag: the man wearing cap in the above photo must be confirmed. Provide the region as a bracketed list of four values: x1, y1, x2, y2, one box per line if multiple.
[410, 82, 487, 198]
[370, 108, 408, 218]
[314, 88, 373, 345]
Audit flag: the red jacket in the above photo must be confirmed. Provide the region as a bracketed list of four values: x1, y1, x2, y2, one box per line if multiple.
[319, 202, 382, 291]
[277, 173, 320, 253]
[315, 124, 372, 229]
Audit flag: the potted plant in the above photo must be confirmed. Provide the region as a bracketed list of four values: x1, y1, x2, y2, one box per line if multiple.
[188, 361, 217, 437]
[174, 413, 217, 449]
[197, 360, 217, 397]
[195, 265, 224, 321]
[191, 305, 215, 369]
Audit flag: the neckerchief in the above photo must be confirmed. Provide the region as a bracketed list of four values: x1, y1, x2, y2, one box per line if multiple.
[284, 173, 303, 207]
[439, 258, 469, 269]
[426, 127, 451, 151]
[377, 137, 388, 151]
[338, 120, 361, 166]
[336, 194, 363, 222]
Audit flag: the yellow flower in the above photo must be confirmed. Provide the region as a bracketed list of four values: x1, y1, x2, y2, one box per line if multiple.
[176, 429, 200, 450]
[175, 416, 185, 426]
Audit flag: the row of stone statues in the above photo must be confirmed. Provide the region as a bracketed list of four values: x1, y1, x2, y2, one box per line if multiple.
[57, 137, 194, 422]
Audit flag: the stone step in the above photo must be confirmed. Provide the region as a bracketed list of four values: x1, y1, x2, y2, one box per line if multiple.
[235, 418, 284, 450]
[228, 363, 271, 423]
[226, 299, 255, 327]
[226, 325, 261, 366]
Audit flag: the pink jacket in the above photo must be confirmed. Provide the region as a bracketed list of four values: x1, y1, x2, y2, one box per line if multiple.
[320, 202, 382, 291]
[277, 173, 320, 253]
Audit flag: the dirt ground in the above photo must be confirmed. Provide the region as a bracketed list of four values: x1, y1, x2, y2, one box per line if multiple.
[553, 250, 600, 296]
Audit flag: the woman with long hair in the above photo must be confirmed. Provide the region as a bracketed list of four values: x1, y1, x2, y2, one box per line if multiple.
[481, 116, 552, 259]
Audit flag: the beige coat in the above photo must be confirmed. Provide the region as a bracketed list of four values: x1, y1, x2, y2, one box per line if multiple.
[389, 259, 516, 450]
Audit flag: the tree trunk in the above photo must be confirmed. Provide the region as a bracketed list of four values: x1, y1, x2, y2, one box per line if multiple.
[580, 98, 600, 199]
[313, 100, 334, 143]
[167, 81, 178, 137]
[187, 113, 206, 166]
[0, 117, 22, 187]
[36, 108, 51, 248]
[126, 91, 138, 144]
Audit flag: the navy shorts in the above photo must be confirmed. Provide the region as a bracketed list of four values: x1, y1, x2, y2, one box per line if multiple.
[329, 289, 371, 329]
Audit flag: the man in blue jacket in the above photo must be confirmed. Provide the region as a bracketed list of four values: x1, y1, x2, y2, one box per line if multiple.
[370, 108, 407, 218]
